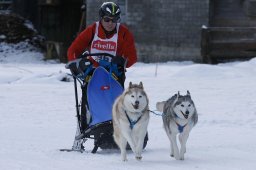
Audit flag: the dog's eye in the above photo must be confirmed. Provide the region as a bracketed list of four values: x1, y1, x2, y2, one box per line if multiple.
[139, 95, 142, 98]
[181, 104, 184, 107]
[188, 104, 191, 107]
[131, 95, 134, 98]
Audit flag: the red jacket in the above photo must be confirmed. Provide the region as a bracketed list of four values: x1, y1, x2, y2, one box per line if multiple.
[67, 22, 137, 68]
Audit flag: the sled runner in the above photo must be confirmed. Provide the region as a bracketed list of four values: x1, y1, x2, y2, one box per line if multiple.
[62, 53, 148, 153]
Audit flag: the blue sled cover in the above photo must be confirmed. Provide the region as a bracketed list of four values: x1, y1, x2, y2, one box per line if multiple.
[87, 66, 123, 127]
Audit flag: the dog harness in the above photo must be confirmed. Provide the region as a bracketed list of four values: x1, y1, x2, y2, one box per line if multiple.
[148, 110, 187, 133]
[174, 114, 187, 133]
[125, 111, 142, 129]
[175, 122, 187, 133]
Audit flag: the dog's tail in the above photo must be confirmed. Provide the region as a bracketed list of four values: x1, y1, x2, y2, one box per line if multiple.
[156, 101, 166, 112]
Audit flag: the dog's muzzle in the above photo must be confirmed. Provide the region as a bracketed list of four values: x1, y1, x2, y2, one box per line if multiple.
[181, 110, 189, 119]
[132, 101, 139, 110]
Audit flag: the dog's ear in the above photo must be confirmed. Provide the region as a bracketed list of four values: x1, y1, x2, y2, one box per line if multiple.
[173, 92, 180, 105]
[187, 90, 190, 96]
[177, 91, 180, 98]
[139, 81, 144, 89]
[129, 82, 132, 88]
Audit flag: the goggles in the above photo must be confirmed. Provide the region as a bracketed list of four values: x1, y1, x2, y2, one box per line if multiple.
[102, 17, 120, 23]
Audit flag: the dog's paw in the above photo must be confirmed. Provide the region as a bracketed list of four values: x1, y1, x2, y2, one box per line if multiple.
[136, 156, 142, 161]
[121, 155, 128, 162]
[122, 158, 128, 162]
[174, 154, 180, 160]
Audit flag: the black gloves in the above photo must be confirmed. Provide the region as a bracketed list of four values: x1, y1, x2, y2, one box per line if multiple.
[65, 54, 126, 76]
[112, 56, 126, 67]
[65, 58, 91, 76]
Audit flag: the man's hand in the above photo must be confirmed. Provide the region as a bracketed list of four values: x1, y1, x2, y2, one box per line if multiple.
[112, 56, 126, 67]
[65, 58, 91, 76]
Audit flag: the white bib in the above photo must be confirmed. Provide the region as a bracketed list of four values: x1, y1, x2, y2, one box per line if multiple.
[90, 22, 120, 62]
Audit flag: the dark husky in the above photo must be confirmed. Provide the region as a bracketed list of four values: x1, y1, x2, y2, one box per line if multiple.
[156, 91, 198, 160]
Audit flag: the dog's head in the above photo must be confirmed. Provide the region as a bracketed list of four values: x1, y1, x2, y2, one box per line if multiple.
[173, 91, 196, 119]
[123, 82, 149, 113]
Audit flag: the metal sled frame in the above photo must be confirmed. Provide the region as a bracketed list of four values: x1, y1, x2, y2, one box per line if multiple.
[72, 76, 119, 153]
[68, 53, 124, 153]
[62, 53, 148, 153]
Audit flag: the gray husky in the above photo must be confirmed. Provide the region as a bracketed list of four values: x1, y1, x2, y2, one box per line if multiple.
[156, 91, 198, 160]
[112, 82, 149, 161]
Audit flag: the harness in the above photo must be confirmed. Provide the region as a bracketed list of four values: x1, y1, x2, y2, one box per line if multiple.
[124, 110, 142, 129]
[149, 109, 187, 133]
[175, 122, 187, 133]
[174, 114, 187, 133]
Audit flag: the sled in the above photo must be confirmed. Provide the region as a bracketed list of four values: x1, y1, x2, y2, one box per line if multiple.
[62, 53, 148, 153]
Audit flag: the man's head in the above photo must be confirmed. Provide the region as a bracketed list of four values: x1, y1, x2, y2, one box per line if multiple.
[99, 2, 121, 32]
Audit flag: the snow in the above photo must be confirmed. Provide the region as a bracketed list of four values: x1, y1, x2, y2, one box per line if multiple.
[1, 46, 256, 170]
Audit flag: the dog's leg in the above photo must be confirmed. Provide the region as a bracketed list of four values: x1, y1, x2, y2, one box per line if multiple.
[120, 128, 137, 154]
[169, 133, 180, 160]
[179, 132, 189, 160]
[119, 136, 128, 161]
[135, 135, 146, 160]
[114, 132, 128, 161]
[170, 140, 174, 157]
[179, 133, 186, 153]
[165, 129, 175, 157]
[134, 126, 147, 161]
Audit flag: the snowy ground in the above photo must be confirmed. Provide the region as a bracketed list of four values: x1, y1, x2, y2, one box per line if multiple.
[1, 49, 256, 170]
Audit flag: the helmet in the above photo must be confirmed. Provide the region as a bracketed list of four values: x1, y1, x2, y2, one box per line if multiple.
[99, 2, 121, 18]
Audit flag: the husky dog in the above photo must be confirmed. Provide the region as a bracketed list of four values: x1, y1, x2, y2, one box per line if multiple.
[156, 91, 198, 160]
[112, 82, 149, 161]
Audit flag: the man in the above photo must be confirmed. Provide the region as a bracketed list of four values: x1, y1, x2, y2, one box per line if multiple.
[66, 2, 137, 135]
[67, 2, 137, 70]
